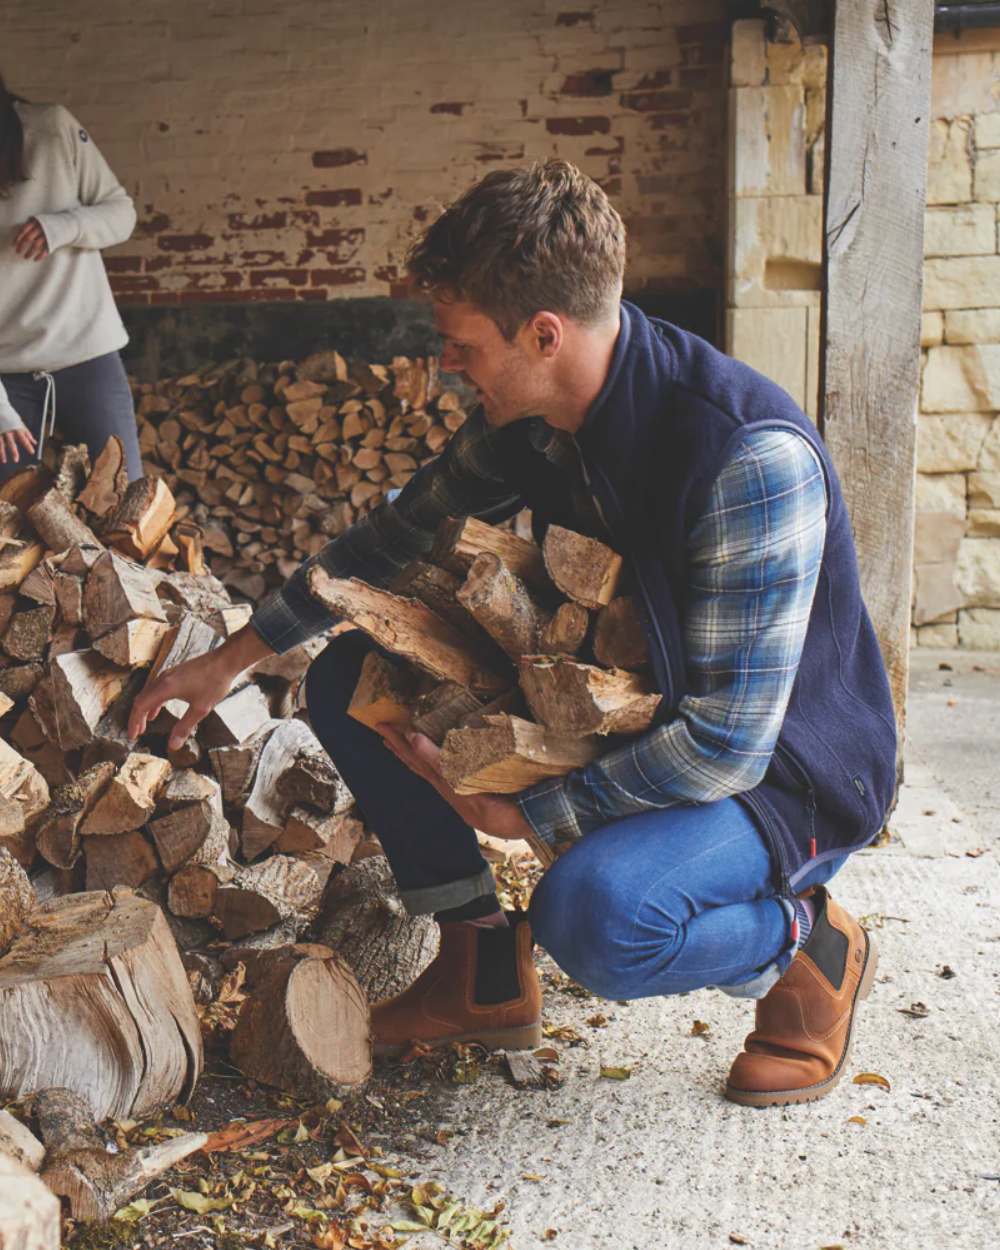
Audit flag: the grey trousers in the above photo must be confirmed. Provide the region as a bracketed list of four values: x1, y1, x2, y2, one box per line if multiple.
[0, 350, 142, 484]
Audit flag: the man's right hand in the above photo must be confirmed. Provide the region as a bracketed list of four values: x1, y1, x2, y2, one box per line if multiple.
[128, 624, 275, 751]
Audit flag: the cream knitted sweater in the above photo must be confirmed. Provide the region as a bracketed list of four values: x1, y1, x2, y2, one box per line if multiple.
[0, 101, 136, 432]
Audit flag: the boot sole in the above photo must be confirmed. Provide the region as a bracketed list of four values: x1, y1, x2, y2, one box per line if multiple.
[373, 1020, 543, 1058]
[724, 929, 879, 1109]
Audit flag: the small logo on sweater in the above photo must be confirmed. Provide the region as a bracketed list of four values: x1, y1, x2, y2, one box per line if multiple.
[79, 128, 89, 143]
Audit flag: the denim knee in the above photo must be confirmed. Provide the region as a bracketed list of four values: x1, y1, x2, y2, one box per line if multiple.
[304, 629, 370, 729]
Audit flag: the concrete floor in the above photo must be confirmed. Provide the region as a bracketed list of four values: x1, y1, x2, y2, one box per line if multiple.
[382, 649, 1000, 1250]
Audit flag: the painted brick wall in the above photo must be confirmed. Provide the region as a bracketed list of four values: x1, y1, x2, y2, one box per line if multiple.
[3, 0, 726, 307]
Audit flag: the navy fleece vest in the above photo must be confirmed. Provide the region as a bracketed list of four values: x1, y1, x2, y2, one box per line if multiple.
[497, 301, 897, 893]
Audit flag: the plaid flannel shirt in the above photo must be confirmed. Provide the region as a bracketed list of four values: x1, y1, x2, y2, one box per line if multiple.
[250, 410, 827, 850]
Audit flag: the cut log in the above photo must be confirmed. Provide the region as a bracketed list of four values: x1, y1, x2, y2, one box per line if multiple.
[26, 488, 102, 553]
[311, 855, 439, 1004]
[542, 525, 622, 609]
[348, 650, 418, 732]
[147, 800, 216, 874]
[519, 655, 661, 736]
[274, 808, 364, 859]
[0, 1110, 44, 1172]
[2, 604, 55, 662]
[49, 649, 131, 749]
[17, 561, 56, 606]
[78, 753, 171, 835]
[35, 762, 116, 869]
[432, 516, 549, 592]
[0, 891, 202, 1120]
[0, 739, 50, 837]
[242, 718, 319, 860]
[390, 560, 495, 643]
[197, 681, 273, 748]
[84, 830, 159, 891]
[158, 768, 220, 810]
[440, 714, 600, 795]
[212, 854, 326, 939]
[593, 596, 650, 671]
[276, 744, 352, 813]
[229, 944, 371, 1096]
[37, 1086, 206, 1223]
[77, 434, 128, 518]
[165, 814, 235, 918]
[0, 1152, 60, 1249]
[82, 548, 166, 637]
[0, 540, 45, 591]
[308, 571, 509, 696]
[538, 600, 591, 657]
[209, 720, 280, 806]
[92, 616, 172, 667]
[54, 443, 90, 501]
[456, 552, 548, 660]
[104, 476, 175, 559]
[410, 681, 484, 746]
[147, 614, 221, 720]
[0, 851, 34, 958]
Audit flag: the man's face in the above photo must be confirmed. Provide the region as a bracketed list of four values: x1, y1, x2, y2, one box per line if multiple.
[434, 298, 546, 429]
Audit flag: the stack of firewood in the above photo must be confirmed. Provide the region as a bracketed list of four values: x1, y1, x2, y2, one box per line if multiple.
[314, 515, 658, 866]
[130, 351, 467, 600]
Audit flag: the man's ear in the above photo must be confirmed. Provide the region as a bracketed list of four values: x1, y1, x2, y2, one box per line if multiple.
[528, 311, 563, 359]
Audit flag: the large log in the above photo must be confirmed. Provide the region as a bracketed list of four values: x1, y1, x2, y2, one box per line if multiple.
[542, 525, 622, 609]
[456, 552, 546, 659]
[0, 891, 203, 1119]
[26, 488, 102, 553]
[431, 515, 549, 592]
[519, 655, 661, 736]
[229, 944, 371, 1096]
[440, 713, 601, 795]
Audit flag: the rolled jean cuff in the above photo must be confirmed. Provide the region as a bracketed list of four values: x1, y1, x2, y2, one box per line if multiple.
[399, 866, 497, 917]
[713, 896, 798, 1000]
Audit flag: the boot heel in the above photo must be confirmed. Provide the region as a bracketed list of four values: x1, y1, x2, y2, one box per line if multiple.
[858, 933, 879, 1000]
[473, 1022, 543, 1051]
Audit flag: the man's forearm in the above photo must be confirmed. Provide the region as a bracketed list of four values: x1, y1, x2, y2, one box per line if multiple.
[221, 623, 276, 674]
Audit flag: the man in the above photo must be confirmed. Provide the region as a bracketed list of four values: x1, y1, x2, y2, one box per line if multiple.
[130, 160, 895, 1107]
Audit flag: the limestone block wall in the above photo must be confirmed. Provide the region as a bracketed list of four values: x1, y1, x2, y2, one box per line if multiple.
[2, 0, 727, 305]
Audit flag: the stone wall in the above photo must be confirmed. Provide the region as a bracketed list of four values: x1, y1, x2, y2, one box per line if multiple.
[2, 0, 727, 306]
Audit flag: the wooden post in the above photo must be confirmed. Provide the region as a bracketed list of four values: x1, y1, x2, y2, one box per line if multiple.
[820, 0, 933, 749]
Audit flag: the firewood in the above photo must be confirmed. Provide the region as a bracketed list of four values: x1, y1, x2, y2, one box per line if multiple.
[311, 855, 439, 1004]
[276, 743, 351, 813]
[51, 573, 82, 624]
[542, 525, 622, 609]
[8, 707, 70, 792]
[54, 443, 90, 500]
[347, 650, 418, 732]
[409, 681, 484, 745]
[432, 515, 549, 592]
[0, 539, 45, 590]
[0, 850, 34, 957]
[0, 662, 43, 701]
[593, 596, 650, 670]
[440, 713, 600, 795]
[0, 890, 202, 1119]
[538, 600, 591, 657]
[147, 614, 221, 720]
[390, 560, 488, 640]
[0, 1110, 44, 1172]
[2, 604, 55, 662]
[26, 488, 102, 553]
[174, 520, 206, 575]
[212, 854, 326, 939]
[158, 768, 220, 810]
[166, 815, 235, 918]
[209, 721, 280, 806]
[0, 1153, 60, 1249]
[456, 552, 547, 659]
[0, 465, 52, 512]
[36, 762, 117, 868]
[242, 719, 322, 860]
[36, 1087, 206, 1224]
[308, 571, 509, 696]
[79, 753, 171, 835]
[84, 830, 159, 891]
[147, 799, 217, 874]
[18, 560, 56, 605]
[229, 944, 371, 1095]
[92, 616, 172, 667]
[49, 649, 131, 748]
[82, 548, 166, 637]
[519, 655, 661, 736]
[77, 434, 128, 518]
[104, 476, 175, 559]
[198, 681, 272, 748]
[274, 808, 363, 859]
[0, 738, 50, 834]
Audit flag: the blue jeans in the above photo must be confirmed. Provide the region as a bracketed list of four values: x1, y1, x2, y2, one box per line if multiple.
[307, 631, 845, 1000]
[0, 351, 142, 484]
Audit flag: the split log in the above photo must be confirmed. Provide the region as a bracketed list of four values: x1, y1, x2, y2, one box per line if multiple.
[104, 476, 175, 559]
[410, 681, 484, 746]
[91, 616, 171, 667]
[77, 434, 128, 518]
[308, 570, 509, 696]
[166, 814, 235, 918]
[82, 548, 166, 637]
[276, 744, 352, 813]
[54, 443, 90, 501]
[229, 944, 371, 1096]
[0, 540, 45, 591]
[538, 600, 591, 657]
[84, 830, 159, 891]
[0, 1111, 44, 1172]
[311, 855, 439, 1004]
[26, 488, 102, 553]
[18, 561, 56, 606]
[36, 1087, 206, 1223]
[198, 681, 272, 748]
[242, 718, 320, 860]
[440, 714, 600, 795]
[147, 614, 220, 720]
[274, 808, 364, 859]
[49, 649, 131, 749]
[0, 851, 34, 957]
[0, 891, 202, 1119]
[0, 1153, 60, 1249]
[147, 789, 223, 874]
[0, 739, 50, 834]
[432, 516, 549, 593]
[456, 553, 546, 659]
[593, 596, 650, 671]
[212, 854, 326, 939]
[542, 525, 622, 609]
[519, 656, 661, 736]
[209, 721, 280, 806]
[348, 650, 418, 732]
[35, 762, 116, 869]
[78, 752, 171, 835]
[390, 561, 494, 643]
[2, 606, 55, 662]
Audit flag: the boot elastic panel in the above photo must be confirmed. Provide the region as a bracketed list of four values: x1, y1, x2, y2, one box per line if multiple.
[798, 887, 849, 991]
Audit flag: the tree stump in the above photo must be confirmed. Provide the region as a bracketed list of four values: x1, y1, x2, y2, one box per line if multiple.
[0, 891, 203, 1120]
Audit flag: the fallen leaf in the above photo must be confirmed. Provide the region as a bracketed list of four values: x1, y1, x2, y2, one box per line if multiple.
[966, 848, 985, 858]
[202, 1117, 296, 1154]
[852, 1072, 891, 1091]
[171, 1188, 233, 1215]
[729, 1236, 748, 1246]
[938, 965, 957, 979]
[533, 1047, 559, 1062]
[586, 1013, 609, 1028]
[898, 1002, 929, 1019]
[522, 1172, 544, 1182]
[600, 1065, 632, 1080]
[690, 1020, 711, 1038]
[113, 1197, 163, 1222]
[543, 1232, 558, 1241]
[847, 1115, 867, 1126]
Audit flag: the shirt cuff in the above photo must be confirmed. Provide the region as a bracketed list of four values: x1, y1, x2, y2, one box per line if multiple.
[249, 587, 318, 655]
[33, 209, 80, 253]
[0, 403, 26, 434]
[516, 776, 584, 851]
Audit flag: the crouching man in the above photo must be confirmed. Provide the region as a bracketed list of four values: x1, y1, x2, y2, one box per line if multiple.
[130, 159, 895, 1106]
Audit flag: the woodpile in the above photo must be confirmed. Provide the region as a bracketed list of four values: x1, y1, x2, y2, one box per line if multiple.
[126, 351, 468, 601]
[310, 517, 659, 866]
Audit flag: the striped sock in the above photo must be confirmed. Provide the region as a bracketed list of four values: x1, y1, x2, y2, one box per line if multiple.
[792, 895, 816, 948]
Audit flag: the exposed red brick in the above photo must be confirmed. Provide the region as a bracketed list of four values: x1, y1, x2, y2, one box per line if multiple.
[304, 226, 364, 254]
[104, 255, 144, 273]
[555, 10, 593, 25]
[474, 141, 526, 162]
[304, 188, 364, 207]
[430, 102, 467, 115]
[144, 255, 173, 273]
[249, 268, 309, 287]
[545, 116, 610, 136]
[291, 209, 321, 227]
[157, 233, 215, 253]
[308, 267, 366, 287]
[134, 210, 171, 237]
[110, 275, 160, 293]
[621, 90, 692, 113]
[239, 249, 287, 265]
[632, 71, 673, 91]
[180, 270, 245, 290]
[312, 148, 367, 168]
[560, 69, 614, 97]
[298, 289, 327, 301]
[647, 111, 698, 132]
[585, 137, 624, 157]
[226, 211, 287, 231]
[374, 263, 399, 282]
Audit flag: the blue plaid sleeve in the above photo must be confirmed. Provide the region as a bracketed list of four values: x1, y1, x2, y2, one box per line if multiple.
[517, 428, 828, 849]
[250, 407, 523, 653]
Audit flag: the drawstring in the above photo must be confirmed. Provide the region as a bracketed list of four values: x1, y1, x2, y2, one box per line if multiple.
[31, 370, 57, 462]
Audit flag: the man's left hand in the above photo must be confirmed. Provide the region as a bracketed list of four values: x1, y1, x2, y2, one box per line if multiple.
[377, 722, 535, 842]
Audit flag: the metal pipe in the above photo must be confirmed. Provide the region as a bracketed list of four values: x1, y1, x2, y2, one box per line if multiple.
[935, 3, 1000, 32]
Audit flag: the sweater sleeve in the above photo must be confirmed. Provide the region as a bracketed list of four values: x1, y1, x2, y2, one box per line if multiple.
[0, 383, 26, 433]
[33, 108, 136, 254]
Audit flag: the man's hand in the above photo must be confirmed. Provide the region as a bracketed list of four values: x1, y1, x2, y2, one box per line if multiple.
[13, 219, 49, 262]
[128, 625, 274, 751]
[0, 427, 37, 465]
[377, 722, 535, 841]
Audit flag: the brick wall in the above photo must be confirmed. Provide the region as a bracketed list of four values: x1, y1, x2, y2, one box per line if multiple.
[3, 0, 727, 307]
